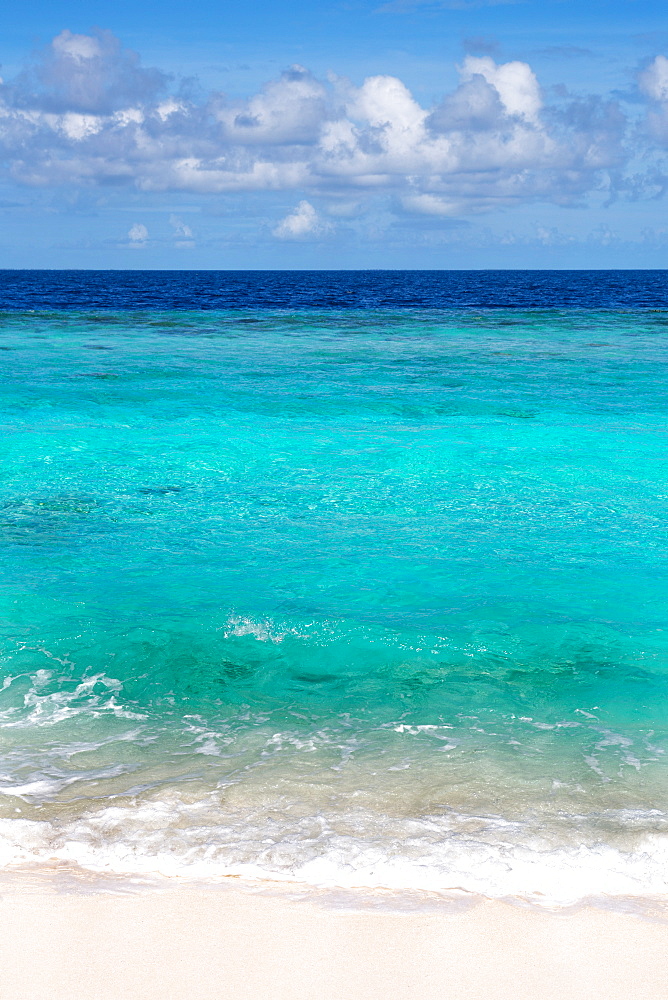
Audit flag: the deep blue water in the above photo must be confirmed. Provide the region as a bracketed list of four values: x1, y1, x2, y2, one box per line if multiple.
[1, 269, 667, 310]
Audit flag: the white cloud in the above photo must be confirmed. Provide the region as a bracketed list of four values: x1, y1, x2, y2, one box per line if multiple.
[273, 200, 329, 239]
[637, 55, 668, 146]
[52, 30, 103, 63]
[128, 222, 148, 243]
[639, 56, 668, 103]
[217, 66, 328, 145]
[169, 214, 194, 245]
[7, 28, 167, 114]
[56, 112, 103, 140]
[535, 225, 573, 246]
[401, 193, 458, 216]
[169, 215, 193, 238]
[349, 74, 426, 134]
[0, 29, 664, 220]
[156, 99, 186, 121]
[459, 56, 542, 122]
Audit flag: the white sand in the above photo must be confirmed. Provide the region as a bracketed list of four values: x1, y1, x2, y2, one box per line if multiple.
[1, 872, 667, 1000]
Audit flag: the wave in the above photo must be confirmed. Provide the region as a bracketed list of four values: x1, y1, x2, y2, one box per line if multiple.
[0, 792, 667, 906]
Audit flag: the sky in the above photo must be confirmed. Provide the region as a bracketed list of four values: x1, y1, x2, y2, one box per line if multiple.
[1, 1, 668, 268]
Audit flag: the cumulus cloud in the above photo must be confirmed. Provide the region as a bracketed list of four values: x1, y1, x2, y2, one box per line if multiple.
[217, 65, 329, 145]
[638, 55, 668, 146]
[7, 29, 167, 114]
[0, 28, 665, 220]
[458, 56, 542, 122]
[170, 215, 193, 238]
[169, 214, 195, 246]
[128, 222, 148, 243]
[273, 200, 330, 239]
[639, 55, 668, 103]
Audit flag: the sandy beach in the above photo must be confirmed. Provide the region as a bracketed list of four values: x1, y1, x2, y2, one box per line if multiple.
[1, 871, 667, 1000]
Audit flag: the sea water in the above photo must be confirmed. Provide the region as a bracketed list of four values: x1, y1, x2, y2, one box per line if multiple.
[0, 272, 667, 905]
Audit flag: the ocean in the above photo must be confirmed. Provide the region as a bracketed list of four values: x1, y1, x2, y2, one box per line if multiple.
[1, 270, 667, 906]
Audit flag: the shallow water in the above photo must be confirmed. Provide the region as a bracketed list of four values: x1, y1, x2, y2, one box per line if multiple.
[1, 301, 667, 904]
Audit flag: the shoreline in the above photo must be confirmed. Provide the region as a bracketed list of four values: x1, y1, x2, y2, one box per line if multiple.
[2, 859, 668, 914]
[1, 866, 667, 1000]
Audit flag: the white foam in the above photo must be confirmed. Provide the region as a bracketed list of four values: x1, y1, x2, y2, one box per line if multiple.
[1, 671, 147, 728]
[222, 616, 288, 644]
[1, 677, 667, 907]
[0, 778, 72, 798]
[0, 797, 666, 906]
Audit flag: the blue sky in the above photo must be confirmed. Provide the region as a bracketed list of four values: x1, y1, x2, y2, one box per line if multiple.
[1, 1, 667, 268]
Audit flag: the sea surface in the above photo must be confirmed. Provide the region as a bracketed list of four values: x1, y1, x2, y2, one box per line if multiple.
[1, 270, 667, 906]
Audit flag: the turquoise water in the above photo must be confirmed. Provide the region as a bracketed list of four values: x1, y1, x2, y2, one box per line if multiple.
[1, 308, 667, 902]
